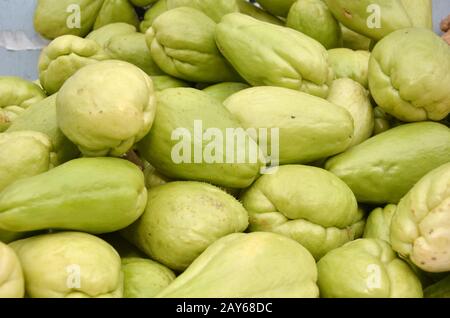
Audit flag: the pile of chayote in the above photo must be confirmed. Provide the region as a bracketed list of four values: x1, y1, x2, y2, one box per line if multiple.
[0, 0, 449, 298]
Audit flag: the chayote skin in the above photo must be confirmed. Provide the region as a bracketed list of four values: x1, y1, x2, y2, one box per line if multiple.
[38, 35, 108, 95]
[328, 48, 370, 88]
[0, 242, 24, 298]
[0, 77, 46, 132]
[0, 131, 56, 192]
[147, 7, 241, 83]
[57, 60, 156, 157]
[363, 204, 397, 243]
[93, 0, 139, 30]
[327, 79, 374, 147]
[137, 88, 261, 188]
[390, 163, 450, 273]
[286, 0, 342, 50]
[86, 22, 136, 47]
[256, 0, 296, 17]
[241, 165, 364, 260]
[7, 95, 79, 165]
[369, 28, 450, 122]
[122, 257, 176, 298]
[157, 232, 319, 298]
[203, 82, 250, 103]
[34, 0, 105, 39]
[130, 0, 158, 6]
[0, 230, 29, 244]
[216, 13, 334, 98]
[424, 275, 450, 298]
[224, 86, 354, 164]
[143, 163, 171, 189]
[0, 157, 147, 234]
[10, 232, 123, 298]
[340, 24, 372, 51]
[400, 0, 433, 29]
[317, 239, 423, 298]
[326, 122, 450, 204]
[122, 182, 249, 271]
[151, 76, 190, 91]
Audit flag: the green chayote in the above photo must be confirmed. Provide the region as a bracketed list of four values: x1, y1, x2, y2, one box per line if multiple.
[93, 0, 139, 30]
[122, 182, 249, 271]
[0, 241, 24, 298]
[203, 82, 250, 103]
[150, 76, 190, 91]
[340, 24, 372, 50]
[256, 0, 296, 17]
[363, 205, 397, 243]
[328, 48, 370, 88]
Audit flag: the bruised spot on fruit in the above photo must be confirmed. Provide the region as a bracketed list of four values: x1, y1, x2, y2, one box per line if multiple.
[343, 9, 352, 19]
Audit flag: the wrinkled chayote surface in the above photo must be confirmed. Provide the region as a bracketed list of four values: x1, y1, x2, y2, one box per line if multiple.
[216, 13, 334, 98]
[0, 131, 56, 192]
[157, 232, 319, 298]
[0, 241, 24, 298]
[224, 86, 354, 164]
[241, 165, 364, 260]
[122, 182, 249, 271]
[317, 238, 423, 298]
[326, 122, 450, 204]
[0, 158, 147, 234]
[57, 60, 156, 157]
[122, 257, 176, 298]
[0, 77, 46, 132]
[10, 232, 123, 298]
[369, 28, 450, 122]
[390, 162, 450, 273]
[363, 205, 397, 243]
[328, 48, 370, 88]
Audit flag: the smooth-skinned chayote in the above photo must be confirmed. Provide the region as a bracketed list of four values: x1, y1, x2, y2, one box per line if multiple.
[122, 182, 249, 271]
[137, 88, 261, 188]
[6, 94, 79, 165]
[326, 122, 450, 204]
[151, 76, 190, 91]
[57, 60, 156, 157]
[0, 157, 147, 234]
[38, 35, 108, 95]
[0, 131, 56, 192]
[0, 241, 24, 298]
[10, 232, 123, 298]
[325, 0, 432, 41]
[147, 7, 241, 83]
[256, 0, 296, 17]
[369, 28, 450, 122]
[216, 13, 334, 98]
[340, 24, 372, 50]
[0, 77, 46, 132]
[203, 82, 250, 103]
[157, 232, 319, 298]
[390, 163, 450, 273]
[328, 48, 370, 88]
[327, 78, 374, 147]
[286, 0, 342, 50]
[241, 165, 364, 260]
[93, 0, 139, 30]
[363, 205, 397, 243]
[122, 257, 176, 298]
[224, 86, 354, 164]
[139, 0, 282, 32]
[317, 238, 423, 298]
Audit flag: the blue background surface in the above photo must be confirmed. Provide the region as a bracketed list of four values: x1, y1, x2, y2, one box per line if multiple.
[1, 0, 450, 80]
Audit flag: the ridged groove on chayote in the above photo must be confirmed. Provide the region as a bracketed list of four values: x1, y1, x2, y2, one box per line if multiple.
[327, 48, 370, 88]
[363, 205, 397, 243]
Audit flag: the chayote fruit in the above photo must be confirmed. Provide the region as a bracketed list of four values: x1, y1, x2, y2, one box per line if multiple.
[317, 238, 423, 298]
[93, 0, 139, 30]
[57, 60, 156, 157]
[122, 257, 175, 298]
[0, 157, 147, 234]
[34, 0, 105, 39]
[151, 76, 190, 91]
[0, 131, 56, 192]
[216, 13, 334, 98]
[10, 232, 123, 298]
[122, 182, 249, 271]
[224, 86, 354, 164]
[424, 275, 450, 298]
[326, 122, 450, 204]
[0, 241, 24, 298]
[327, 78, 374, 147]
[340, 24, 372, 51]
[363, 204, 397, 243]
[328, 48, 370, 88]
[38, 35, 108, 95]
[143, 163, 171, 189]
[7, 94, 79, 165]
[86, 22, 136, 47]
[241, 165, 364, 260]
[0, 77, 46, 132]
[157, 232, 319, 298]
[0, 230, 29, 244]
[256, 0, 296, 17]
[203, 82, 250, 103]
[147, 7, 240, 83]
[390, 163, 450, 273]
[400, 0, 433, 29]
[286, 0, 342, 49]
[369, 28, 450, 122]
[137, 88, 261, 188]
[130, 0, 158, 6]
